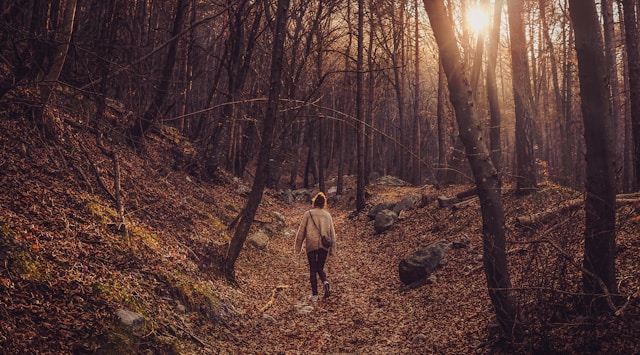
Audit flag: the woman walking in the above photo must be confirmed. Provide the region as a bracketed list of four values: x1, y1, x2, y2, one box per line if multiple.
[294, 192, 336, 302]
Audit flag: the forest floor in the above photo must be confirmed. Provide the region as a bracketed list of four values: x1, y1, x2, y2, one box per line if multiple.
[1, 95, 640, 354]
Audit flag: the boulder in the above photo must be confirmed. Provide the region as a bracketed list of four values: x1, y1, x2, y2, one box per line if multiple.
[374, 209, 398, 234]
[367, 202, 396, 220]
[116, 308, 144, 328]
[375, 175, 410, 186]
[247, 230, 269, 249]
[393, 194, 423, 215]
[398, 240, 449, 285]
[291, 188, 313, 202]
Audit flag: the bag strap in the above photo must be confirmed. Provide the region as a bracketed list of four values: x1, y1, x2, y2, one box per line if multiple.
[308, 211, 321, 234]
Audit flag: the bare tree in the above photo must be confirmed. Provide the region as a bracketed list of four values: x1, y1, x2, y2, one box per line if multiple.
[225, 0, 289, 282]
[507, 0, 537, 195]
[130, 0, 188, 143]
[356, 0, 366, 212]
[602, 0, 625, 192]
[568, 0, 618, 311]
[486, 0, 504, 172]
[423, 0, 520, 337]
[621, 0, 640, 190]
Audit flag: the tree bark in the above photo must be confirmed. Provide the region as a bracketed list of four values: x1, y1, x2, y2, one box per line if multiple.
[356, 0, 366, 212]
[423, 0, 520, 338]
[621, 0, 640, 190]
[507, 0, 537, 195]
[568, 0, 618, 311]
[486, 0, 504, 172]
[131, 0, 188, 143]
[224, 0, 289, 282]
[601, 0, 625, 192]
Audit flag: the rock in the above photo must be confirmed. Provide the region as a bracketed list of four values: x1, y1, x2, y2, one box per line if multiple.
[437, 195, 458, 208]
[367, 202, 396, 220]
[452, 235, 470, 249]
[327, 186, 337, 194]
[392, 194, 422, 215]
[273, 211, 286, 225]
[247, 230, 269, 249]
[281, 189, 294, 205]
[291, 188, 313, 202]
[398, 240, 450, 285]
[116, 308, 144, 328]
[374, 209, 397, 234]
[375, 175, 410, 186]
[294, 302, 315, 314]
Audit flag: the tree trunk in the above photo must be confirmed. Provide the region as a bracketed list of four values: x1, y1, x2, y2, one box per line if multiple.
[412, 0, 422, 185]
[207, 3, 262, 176]
[540, 0, 570, 185]
[486, 0, 503, 172]
[224, 0, 289, 282]
[621, 0, 640, 190]
[436, 61, 448, 185]
[423, 0, 520, 338]
[507, 0, 537, 195]
[131, 0, 188, 142]
[602, 0, 625, 192]
[568, 0, 618, 312]
[356, 0, 366, 212]
[40, 0, 77, 103]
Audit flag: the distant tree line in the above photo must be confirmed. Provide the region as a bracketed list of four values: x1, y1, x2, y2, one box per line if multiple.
[1, 0, 639, 192]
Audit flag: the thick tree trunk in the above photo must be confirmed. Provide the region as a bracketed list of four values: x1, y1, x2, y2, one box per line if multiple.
[424, 0, 520, 338]
[224, 0, 289, 282]
[568, 0, 618, 311]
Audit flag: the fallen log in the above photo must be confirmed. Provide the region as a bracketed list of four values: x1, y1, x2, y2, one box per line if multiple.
[516, 196, 640, 226]
[452, 196, 479, 210]
[456, 187, 478, 201]
[516, 198, 583, 226]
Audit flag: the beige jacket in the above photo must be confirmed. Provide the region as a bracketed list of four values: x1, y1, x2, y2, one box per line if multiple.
[294, 208, 336, 254]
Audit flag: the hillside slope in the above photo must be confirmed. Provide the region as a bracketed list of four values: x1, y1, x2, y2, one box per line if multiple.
[1, 97, 640, 354]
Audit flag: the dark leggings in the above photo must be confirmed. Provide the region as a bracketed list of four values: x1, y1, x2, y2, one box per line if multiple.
[307, 249, 328, 296]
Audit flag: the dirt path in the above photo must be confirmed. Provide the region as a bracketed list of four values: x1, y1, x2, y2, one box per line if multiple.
[223, 195, 493, 354]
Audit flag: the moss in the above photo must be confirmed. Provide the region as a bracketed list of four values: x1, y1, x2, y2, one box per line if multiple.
[128, 224, 160, 253]
[86, 198, 116, 227]
[91, 280, 143, 312]
[9, 250, 42, 280]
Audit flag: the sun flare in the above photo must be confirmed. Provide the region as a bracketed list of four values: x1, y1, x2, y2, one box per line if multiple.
[466, 5, 489, 34]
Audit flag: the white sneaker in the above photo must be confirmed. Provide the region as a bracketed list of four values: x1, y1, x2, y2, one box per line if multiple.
[309, 295, 318, 302]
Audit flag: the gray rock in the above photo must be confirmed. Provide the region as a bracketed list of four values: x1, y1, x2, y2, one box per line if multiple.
[375, 175, 410, 186]
[116, 308, 144, 328]
[291, 188, 313, 202]
[247, 230, 269, 249]
[392, 194, 422, 215]
[367, 202, 396, 220]
[374, 209, 398, 234]
[398, 240, 450, 285]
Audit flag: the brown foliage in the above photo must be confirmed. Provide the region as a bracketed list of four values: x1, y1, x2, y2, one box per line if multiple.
[0, 98, 639, 353]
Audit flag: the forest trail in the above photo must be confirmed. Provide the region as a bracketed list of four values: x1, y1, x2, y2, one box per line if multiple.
[220, 185, 495, 354]
[1, 112, 638, 353]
